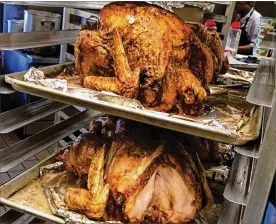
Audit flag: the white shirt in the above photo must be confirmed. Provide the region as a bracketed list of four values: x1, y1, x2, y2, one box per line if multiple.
[240, 8, 262, 47]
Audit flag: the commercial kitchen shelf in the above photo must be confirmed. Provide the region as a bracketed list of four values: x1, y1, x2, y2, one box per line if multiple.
[218, 199, 243, 224]
[0, 75, 15, 94]
[0, 154, 65, 224]
[0, 99, 69, 134]
[0, 30, 79, 50]
[234, 141, 260, 158]
[4, 63, 263, 145]
[0, 209, 40, 224]
[223, 153, 254, 206]
[243, 90, 276, 224]
[0, 109, 103, 172]
[4, 1, 108, 9]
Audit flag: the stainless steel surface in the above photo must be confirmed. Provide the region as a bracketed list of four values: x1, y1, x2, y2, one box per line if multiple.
[59, 111, 88, 134]
[220, 2, 236, 47]
[0, 154, 65, 224]
[246, 58, 275, 107]
[0, 75, 15, 94]
[69, 8, 99, 19]
[4, 1, 109, 9]
[0, 209, 35, 224]
[242, 90, 276, 224]
[211, 1, 231, 5]
[0, 99, 69, 133]
[234, 141, 260, 158]
[204, 13, 227, 23]
[5, 63, 263, 145]
[217, 199, 243, 224]
[262, 107, 271, 139]
[223, 153, 253, 206]
[24, 10, 61, 55]
[26, 54, 59, 64]
[24, 10, 61, 32]
[0, 30, 78, 50]
[23, 9, 62, 55]
[0, 109, 103, 172]
[59, 7, 70, 64]
[230, 63, 259, 70]
[0, 210, 34, 224]
[7, 19, 24, 33]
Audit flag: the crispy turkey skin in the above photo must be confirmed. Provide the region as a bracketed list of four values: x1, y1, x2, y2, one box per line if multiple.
[57, 118, 213, 223]
[74, 2, 228, 115]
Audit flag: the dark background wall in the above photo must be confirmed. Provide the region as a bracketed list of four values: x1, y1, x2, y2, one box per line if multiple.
[255, 1, 276, 18]
[232, 1, 276, 21]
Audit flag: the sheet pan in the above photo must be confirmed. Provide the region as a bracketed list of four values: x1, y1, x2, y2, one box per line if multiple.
[0, 154, 224, 224]
[5, 63, 263, 145]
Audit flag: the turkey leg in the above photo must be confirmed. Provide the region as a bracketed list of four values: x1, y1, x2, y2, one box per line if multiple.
[84, 29, 140, 99]
[64, 145, 109, 219]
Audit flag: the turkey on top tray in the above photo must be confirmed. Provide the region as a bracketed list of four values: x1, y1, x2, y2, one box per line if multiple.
[69, 2, 229, 115]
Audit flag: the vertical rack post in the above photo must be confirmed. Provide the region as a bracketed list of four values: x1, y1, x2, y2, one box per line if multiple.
[59, 7, 70, 64]
[55, 7, 71, 149]
[221, 1, 236, 47]
[242, 90, 276, 223]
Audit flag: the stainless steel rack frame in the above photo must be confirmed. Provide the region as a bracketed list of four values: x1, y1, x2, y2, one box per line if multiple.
[1, 2, 275, 224]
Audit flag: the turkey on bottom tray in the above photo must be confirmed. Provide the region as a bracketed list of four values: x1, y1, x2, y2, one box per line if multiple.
[39, 117, 229, 224]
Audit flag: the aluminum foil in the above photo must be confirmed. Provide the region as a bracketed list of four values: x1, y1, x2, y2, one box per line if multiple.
[22, 65, 260, 139]
[68, 88, 144, 110]
[67, 84, 256, 136]
[147, 1, 215, 13]
[24, 67, 68, 92]
[206, 165, 230, 182]
[40, 162, 122, 224]
[201, 88, 257, 133]
[40, 161, 222, 224]
[217, 67, 255, 86]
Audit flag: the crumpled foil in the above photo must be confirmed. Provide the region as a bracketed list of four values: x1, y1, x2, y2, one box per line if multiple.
[206, 165, 230, 182]
[40, 161, 221, 224]
[40, 162, 122, 224]
[68, 88, 144, 110]
[24, 67, 68, 92]
[217, 68, 255, 86]
[147, 1, 215, 13]
[68, 84, 258, 137]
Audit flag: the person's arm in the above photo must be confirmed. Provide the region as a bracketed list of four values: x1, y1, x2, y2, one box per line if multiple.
[238, 44, 253, 54]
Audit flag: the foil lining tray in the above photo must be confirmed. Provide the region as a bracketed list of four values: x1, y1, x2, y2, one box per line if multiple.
[5, 63, 263, 145]
[40, 162, 121, 224]
[0, 155, 223, 224]
[148, 1, 215, 13]
[0, 155, 119, 224]
[216, 67, 255, 86]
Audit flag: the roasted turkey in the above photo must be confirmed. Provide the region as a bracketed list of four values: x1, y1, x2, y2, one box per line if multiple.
[74, 2, 229, 115]
[57, 118, 213, 223]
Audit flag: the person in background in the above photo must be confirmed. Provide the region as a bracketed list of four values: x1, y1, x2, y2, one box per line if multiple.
[235, 1, 261, 55]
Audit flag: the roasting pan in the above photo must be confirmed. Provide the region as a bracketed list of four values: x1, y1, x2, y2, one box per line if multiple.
[5, 63, 263, 145]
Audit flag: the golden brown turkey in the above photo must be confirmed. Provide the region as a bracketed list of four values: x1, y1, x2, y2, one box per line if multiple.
[57, 118, 213, 223]
[74, 2, 228, 115]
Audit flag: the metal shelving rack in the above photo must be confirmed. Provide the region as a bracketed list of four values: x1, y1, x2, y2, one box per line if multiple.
[0, 2, 275, 224]
[0, 2, 103, 222]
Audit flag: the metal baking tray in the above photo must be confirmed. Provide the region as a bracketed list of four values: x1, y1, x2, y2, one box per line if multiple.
[0, 153, 223, 224]
[5, 63, 263, 145]
[0, 155, 65, 224]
